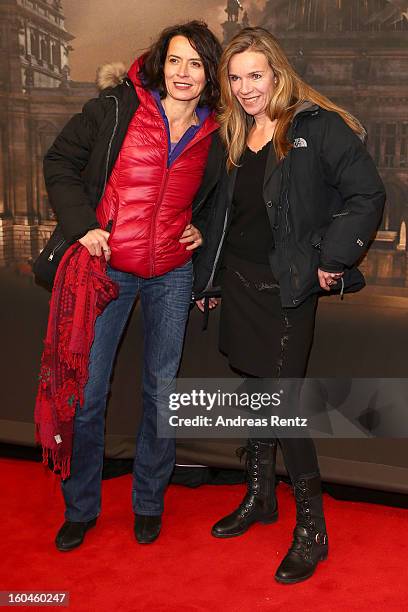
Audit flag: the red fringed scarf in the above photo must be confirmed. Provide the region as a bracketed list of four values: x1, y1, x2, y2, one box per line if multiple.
[34, 243, 119, 479]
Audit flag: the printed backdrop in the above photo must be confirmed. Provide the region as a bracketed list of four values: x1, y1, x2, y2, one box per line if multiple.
[0, 1, 407, 491]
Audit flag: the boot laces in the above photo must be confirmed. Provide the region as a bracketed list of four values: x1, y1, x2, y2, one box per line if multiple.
[235, 444, 260, 516]
[237, 445, 260, 486]
[288, 480, 327, 559]
[294, 480, 315, 527]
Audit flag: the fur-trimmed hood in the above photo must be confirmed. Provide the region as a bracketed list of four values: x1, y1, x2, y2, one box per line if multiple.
[96, 56, 144, 91]
[96, 62, 128, 90]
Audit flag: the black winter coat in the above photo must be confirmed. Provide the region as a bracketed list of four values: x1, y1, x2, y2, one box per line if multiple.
[34, 77, 141, 285]
[44, 78, 139, 244]
[191, 104, 386, 308]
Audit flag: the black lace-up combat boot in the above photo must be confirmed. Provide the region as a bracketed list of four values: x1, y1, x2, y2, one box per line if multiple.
[211, 439, 278, 538]
[275, 473, 328, 584]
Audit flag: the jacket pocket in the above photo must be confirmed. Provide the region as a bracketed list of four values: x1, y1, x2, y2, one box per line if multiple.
[310, 230, 323, 249]
[288, 235, 320, 298]
[33, 225, 70, 288]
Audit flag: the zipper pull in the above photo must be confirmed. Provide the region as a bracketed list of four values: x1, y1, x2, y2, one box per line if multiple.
[47, 239, 66, 262]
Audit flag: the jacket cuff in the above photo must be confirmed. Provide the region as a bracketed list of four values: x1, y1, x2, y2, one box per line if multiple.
[318, 259, 345, 273]
[72, 222, 100, 242]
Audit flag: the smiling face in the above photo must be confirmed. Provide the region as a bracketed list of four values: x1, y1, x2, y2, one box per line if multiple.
[163, 35, 207, 103]
[228, 49, 276, 119]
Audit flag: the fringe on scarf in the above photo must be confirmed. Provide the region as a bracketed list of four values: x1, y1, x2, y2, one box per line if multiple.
[34, 243, 118, 479]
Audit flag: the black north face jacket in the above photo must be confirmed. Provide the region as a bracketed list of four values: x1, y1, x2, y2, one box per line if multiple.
[191, 104, 386, 307]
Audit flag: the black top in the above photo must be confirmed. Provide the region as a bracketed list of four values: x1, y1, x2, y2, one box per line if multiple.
[225, 141, 275, 264]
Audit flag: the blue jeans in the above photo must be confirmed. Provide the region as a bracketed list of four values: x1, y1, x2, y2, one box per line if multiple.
[61, 260, 193, 521]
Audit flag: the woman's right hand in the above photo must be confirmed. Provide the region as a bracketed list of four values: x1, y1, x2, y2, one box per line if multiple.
[195, 298, 219, 312]
[78, 228, 111, 260]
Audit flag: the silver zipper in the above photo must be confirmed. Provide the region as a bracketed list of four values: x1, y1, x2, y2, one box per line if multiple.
[48, 239, 66, 261]
[47, 95, 119, 266]
[202, 208, 229, 293]
[332, 211, 350, 218]
[101, 95, 119, 199]
[285, 190, 290, 234]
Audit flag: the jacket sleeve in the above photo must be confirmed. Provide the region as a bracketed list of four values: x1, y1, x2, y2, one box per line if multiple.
[192, 132, 224, 242]
[43, 97, 106, 242]
[318, 111, 386, 272]
[192, 186, 218, 240]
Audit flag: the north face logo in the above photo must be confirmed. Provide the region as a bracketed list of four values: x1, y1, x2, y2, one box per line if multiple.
[293, 138, 307, 148]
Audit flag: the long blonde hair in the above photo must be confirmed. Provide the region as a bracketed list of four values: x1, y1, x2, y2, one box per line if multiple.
[218, 27, 366, 170]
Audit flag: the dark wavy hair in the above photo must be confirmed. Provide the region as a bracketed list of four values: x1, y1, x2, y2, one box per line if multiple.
[141, 20, 222, 109]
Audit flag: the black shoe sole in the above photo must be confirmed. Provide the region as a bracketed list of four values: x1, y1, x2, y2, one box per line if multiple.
[274, 554, 328, 584]
[55, 518, 97, 552]
[135, 533, 161, 544]
[211, 513, 279, 539]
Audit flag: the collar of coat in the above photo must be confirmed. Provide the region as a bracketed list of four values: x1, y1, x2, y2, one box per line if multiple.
[292, 100, 319, 119]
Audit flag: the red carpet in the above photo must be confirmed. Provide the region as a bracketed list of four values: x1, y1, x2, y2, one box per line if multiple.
[1, 458, 407, 611]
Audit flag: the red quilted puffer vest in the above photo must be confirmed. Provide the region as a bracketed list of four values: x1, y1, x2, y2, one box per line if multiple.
[96, 57, 218, 278]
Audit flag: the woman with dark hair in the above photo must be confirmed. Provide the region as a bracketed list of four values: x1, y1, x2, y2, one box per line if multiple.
[193, 27, 385, 583]
[35, 21, 222, 551]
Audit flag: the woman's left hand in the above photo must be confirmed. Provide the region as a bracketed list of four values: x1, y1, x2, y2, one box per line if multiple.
[318, 268, 344, 291]
[179, 224, 203, 250]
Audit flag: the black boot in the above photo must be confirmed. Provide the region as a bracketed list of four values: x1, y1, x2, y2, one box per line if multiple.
[55, 518, 97, 551]
[211, 439, 278, 538]
[275, 473, 328, 584]
[134, 514, 162, 544]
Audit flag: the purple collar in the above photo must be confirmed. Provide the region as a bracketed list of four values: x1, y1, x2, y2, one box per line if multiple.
[150, 89, 210, 166]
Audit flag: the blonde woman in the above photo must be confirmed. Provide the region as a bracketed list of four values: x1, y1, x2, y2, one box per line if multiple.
[192, 27, 385, 583]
